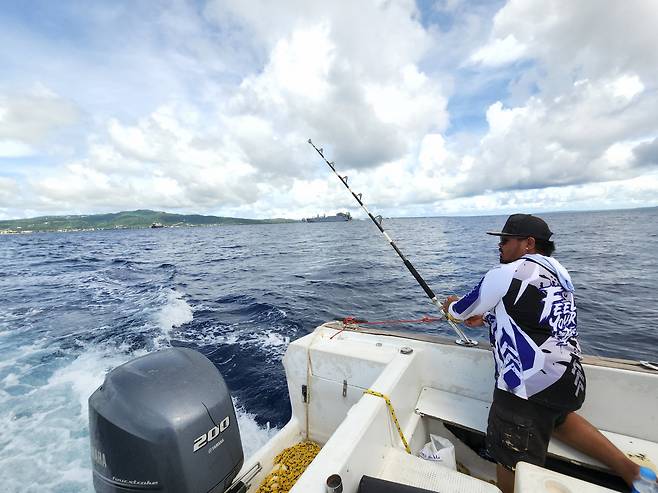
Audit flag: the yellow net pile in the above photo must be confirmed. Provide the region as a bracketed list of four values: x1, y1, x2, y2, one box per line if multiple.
[255, 441, 321, 493]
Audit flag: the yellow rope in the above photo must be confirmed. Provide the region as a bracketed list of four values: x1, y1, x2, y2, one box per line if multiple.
[364, 389, 411, 454]
[255, 441, 321, 493]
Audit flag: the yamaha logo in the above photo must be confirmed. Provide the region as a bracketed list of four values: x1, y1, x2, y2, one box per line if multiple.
[92, 446, 107, 468]
[193, 416, 230, 453]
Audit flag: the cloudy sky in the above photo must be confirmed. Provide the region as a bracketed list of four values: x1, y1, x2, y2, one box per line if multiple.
[1, 0, 657, 220]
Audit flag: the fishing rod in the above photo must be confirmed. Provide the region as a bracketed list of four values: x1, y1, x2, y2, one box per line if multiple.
[308, 139, 477, 347]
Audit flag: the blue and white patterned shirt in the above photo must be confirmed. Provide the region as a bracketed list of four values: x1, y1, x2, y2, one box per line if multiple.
[448, 254, 585, 410]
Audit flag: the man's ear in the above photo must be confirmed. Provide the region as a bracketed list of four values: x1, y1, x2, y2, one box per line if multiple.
[527, 237, 536, 250]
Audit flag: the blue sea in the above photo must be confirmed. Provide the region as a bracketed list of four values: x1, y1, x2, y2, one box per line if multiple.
[1, 209, 657, 492]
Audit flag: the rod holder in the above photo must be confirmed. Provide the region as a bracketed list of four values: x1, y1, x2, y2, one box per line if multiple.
[326, 474, 343, 493]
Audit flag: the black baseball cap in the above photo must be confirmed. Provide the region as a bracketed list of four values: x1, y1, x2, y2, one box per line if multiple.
[486, 214, 553, 241]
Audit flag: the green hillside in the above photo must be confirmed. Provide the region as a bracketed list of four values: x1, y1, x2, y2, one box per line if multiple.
[0, 209, 297, 233]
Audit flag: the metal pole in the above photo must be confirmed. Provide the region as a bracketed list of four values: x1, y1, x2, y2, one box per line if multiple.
[308, 139, 477, 347]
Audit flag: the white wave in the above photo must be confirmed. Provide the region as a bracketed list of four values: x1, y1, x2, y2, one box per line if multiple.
[0, 343, 136, 493]
[25, 307, 44, 317]
[175, 326, 241, 346]
[154, 288, 194, 346]
[266, 307, 287, 318]
[47, 346, 149, 426]
[172, 320, 291, 360]
[0, 340, 279, 492]
[234, 400, 279, 459]
[1, 372, 19, 386]
[252, 329, 291, 357]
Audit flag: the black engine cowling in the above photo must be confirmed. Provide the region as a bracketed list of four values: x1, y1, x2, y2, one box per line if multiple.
[89, 348, 243, 492]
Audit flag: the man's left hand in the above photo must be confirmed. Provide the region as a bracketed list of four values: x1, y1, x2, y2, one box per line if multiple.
[442, 295, 459, 314]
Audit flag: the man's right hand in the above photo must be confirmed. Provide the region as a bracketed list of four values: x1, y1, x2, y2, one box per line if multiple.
[465, 315, 485, 327]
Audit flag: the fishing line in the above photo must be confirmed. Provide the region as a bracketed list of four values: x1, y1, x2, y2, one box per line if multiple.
[308, 139, 477, 347]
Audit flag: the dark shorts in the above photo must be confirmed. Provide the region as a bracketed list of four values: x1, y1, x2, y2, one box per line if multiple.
[485, 389, 570, 471]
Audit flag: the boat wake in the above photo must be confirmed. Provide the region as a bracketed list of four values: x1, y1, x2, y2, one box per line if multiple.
[154, 288, 194, 347]
[0, 283, 280, 493]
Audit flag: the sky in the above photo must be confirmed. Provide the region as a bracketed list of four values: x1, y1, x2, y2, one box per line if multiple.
[1, 0, 657, 220]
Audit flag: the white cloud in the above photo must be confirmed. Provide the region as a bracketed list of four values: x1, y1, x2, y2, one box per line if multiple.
[449, 0, 658, 202]
[27, 102, 264, 214]
[0, 177, 18, 204]
[0, 140, 34, 158]
[475, 0, 658, 93]
[469, 34, 526, 66]
[212, 0, 446, 170]
[1, 0, 658, 219]
[108, 119, 159, 163]
[610, 74, 644, 101]
[405, 171, 658, 217]
[633, 137, 658, 168]
[206, 0, 430, 76]
[0, 87, 80, 145]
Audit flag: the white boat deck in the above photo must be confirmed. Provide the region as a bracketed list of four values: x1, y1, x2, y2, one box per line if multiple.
[379, 447, 500, 492]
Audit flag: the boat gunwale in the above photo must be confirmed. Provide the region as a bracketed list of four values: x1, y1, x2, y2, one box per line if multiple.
[320, 321, 658, 375]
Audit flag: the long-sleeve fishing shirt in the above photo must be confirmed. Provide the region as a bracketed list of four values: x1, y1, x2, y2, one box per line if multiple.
[448, 254, 585, 411]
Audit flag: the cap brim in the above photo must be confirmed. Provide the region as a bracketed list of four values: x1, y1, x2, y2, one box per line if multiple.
[486, 231, 517, 237]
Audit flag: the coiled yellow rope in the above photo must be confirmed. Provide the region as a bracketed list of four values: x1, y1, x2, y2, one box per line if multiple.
[255, 441, 322, 493]
[364, 389, 411, 454]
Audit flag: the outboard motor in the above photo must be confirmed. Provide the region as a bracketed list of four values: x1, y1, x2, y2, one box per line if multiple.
[89, 348, 243, 492]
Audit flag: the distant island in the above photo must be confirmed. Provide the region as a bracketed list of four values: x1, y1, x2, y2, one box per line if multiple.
[0, 209, 297, 234]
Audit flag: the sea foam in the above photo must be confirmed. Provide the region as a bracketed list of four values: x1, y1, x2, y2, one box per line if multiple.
[0, 343, 134, 493]
[0, 317, 278, 492]
[154, 288, 194, 347]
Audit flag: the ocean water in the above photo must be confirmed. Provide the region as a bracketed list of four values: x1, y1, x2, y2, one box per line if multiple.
[1, 208, 657, 492]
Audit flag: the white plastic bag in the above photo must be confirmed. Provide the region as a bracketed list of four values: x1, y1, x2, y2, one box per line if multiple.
[418, 434, 456, 470]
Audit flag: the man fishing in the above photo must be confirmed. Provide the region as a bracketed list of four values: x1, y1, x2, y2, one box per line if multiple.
[442, 213, 641, 493]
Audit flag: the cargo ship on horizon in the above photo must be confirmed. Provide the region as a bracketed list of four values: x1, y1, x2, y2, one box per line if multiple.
[302, 212, 352, 223]
[303, 212, 352, 223]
